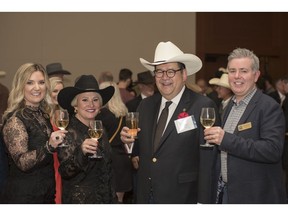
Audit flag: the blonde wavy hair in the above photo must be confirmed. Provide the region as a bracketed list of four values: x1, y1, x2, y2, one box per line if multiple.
[99, 81, 128, 118]
[49, 77, 64, 118]
[2, 63, 53, 122]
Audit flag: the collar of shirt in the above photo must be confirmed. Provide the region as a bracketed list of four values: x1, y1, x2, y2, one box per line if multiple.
[141, 93, 147, 99]
[232, 87, 257, 106]
[158, 85, 186, 121]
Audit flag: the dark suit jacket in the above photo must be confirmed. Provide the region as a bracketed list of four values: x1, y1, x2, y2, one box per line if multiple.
[268, 90, 281, 104]
[215, 89, 286, 203]
[135, 87, 219, 204]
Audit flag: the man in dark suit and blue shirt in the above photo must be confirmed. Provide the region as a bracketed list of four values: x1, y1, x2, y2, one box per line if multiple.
[204, 48, 286, 203]
[121, 41, 219, 203]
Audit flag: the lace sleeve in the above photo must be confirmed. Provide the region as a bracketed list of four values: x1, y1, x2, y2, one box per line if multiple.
[2, 116, 47, 172]
[58, 130, 89, 179]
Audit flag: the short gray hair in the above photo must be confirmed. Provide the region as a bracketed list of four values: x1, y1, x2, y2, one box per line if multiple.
[228, 48, 259, 71]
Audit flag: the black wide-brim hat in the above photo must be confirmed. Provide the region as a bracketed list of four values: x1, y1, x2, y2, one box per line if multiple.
[46, 63, 71, 76]
[134, 71, 155, 85]
[58, 75, 115, 114]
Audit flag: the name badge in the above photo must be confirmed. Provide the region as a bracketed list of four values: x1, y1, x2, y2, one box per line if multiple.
[238, 122, 252, 131]
[174, 115, 197, 134]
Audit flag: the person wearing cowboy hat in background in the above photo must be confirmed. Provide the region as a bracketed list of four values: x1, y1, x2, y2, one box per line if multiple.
[46, 62, 71, 80]
[126, 70, 156, 113]
[209, 72, 233, 121]
[120, 41, 220, 204]
[57, 75, 117, 203]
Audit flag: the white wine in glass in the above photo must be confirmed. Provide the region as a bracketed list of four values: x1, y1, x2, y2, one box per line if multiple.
[88, 120, 103, 159]
[200, 107, 216, 147]
[54, 109, 69, 147]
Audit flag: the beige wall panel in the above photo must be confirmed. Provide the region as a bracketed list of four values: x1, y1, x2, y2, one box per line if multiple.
[0, 12, 196, 89]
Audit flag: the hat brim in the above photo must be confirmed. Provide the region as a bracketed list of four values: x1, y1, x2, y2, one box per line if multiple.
[140, 54, 202, 76]
[48, 70, 71, 76]
[209, 78, 230, 89]
[58, 86, 114, 115]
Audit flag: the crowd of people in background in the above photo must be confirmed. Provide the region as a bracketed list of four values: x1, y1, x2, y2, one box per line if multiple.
[0, 41, 288, 204]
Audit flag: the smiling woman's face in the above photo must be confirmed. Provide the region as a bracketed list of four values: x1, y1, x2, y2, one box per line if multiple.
[75, 92, 102, 126]
[24, 71, 46, 107]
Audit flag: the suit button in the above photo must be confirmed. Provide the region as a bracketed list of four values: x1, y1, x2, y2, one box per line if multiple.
[152, 158, 157, 162]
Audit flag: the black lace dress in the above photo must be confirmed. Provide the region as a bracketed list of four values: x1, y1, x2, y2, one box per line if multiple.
[57, 116, 116, 204]
[1, 106, 55, 204]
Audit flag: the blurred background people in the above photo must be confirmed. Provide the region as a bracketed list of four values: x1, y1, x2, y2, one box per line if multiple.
[46, 62, 71, 80]
[262, 74, 276, 95]
[209, 72, 233, 120]
[126, 71, 156, 112]
[97, 81, 133, 203]
[1, 63, 66, 203]
[117, 68, 135, 103]
[279, 75, 288, 202]
[57, 75, 116, 204]
[0, 71, 9, 126]
[185, 76, 202, 94]
[98, 71, 114, 84]
[268, 78, 286, 106]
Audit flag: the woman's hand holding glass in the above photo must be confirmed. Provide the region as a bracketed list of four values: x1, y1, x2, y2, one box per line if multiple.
[48, 130, 68, 149]
[54, 109, 69, 147]
[87, 120, 103, 159]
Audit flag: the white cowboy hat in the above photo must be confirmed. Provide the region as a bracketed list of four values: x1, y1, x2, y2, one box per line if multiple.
[209, 73, 230, 89]
[140, 41, 202, 76]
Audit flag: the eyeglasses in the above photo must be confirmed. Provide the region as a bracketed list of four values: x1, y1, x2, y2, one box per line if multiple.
[154, 68, 182, 78]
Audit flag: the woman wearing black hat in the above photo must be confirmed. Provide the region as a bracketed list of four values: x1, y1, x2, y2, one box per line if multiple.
[57, 75, 116, 204]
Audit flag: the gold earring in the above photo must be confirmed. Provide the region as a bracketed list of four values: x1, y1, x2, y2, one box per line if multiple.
[74, 108, 77, 113]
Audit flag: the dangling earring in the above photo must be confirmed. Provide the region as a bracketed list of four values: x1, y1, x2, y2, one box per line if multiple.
[74, 108, 77, 114]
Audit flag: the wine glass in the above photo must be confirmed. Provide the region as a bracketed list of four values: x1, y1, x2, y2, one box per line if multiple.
[54, 109, 69, 147]
[88, 120, 103, 159]
[125, 112, 139, 154]
[200, 107, 216, 147]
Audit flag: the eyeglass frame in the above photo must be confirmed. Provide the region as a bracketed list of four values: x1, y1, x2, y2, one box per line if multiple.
[153, 68, 182, 78]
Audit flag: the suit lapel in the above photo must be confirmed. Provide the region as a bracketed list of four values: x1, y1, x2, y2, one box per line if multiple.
[153, 88, 192, 153]
[223, 89, 260, 134]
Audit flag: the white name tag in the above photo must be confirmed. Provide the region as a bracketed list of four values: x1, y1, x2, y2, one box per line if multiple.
[174, 115, 197, 134]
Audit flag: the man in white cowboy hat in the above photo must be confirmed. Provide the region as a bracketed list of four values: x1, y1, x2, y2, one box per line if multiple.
[121, 41, 219, 204]
[209, 72, 233, 120]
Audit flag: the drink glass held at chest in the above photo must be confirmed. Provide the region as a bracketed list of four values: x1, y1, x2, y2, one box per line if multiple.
[126, 112, 139, 139]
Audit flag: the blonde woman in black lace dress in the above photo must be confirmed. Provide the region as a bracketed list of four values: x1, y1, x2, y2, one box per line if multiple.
[1, 63, 67, 203]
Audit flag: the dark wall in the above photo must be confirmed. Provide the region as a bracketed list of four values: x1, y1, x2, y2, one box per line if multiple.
[196, 12, 288, 82]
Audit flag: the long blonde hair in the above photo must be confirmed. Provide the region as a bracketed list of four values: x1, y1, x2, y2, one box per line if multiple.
[2, 63, 52, 122]
[49, 77, 64, 118]
[99, 81, 128, 117]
